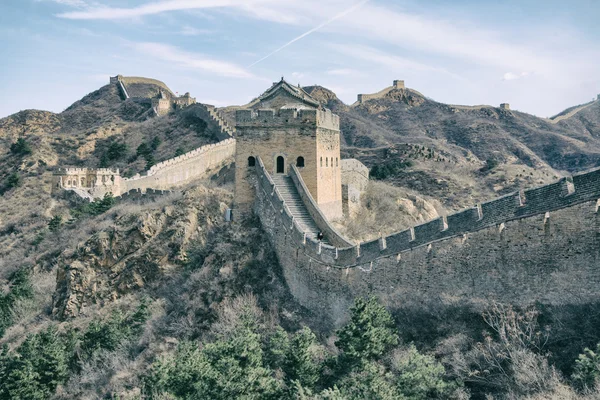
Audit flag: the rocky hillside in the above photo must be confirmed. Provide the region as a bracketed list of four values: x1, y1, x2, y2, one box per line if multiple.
[3, 78, 600, 399]
[301, 85, 600, 214]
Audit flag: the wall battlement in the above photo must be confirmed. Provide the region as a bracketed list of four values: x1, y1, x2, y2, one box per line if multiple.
[357, 80, 406, 104]
[55, 167, 120, 175]
[236, 108, 339, 131]
[256, 160, 600, 267]
[255, 155, 600, 326]
[54, 139, 236, 200]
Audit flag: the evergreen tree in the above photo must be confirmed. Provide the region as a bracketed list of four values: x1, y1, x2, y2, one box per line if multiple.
[284, 327, 321, 389]
[392, 344, 454, 399]
[106, 141, 128, 161]
[48, 215, 62, 232]
[151, 136, 162, 151]
[572, 343, 600, 390]
[335, 296, 398, 367]
[5, 173, 21, 190]
[10, 138, 32, 156]
[336, 361, 399, 400]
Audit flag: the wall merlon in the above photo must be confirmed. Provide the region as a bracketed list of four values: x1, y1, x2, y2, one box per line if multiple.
[235, 108, 339, 130]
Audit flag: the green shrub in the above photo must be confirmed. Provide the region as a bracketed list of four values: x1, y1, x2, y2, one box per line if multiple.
[81, 301, 151, 359]
[151, 137, 162, 151]
[370, 159, 412, 180]
[72, 193, 115, 218]
[5, 173, 21, 190]
[572, 344, 600, 390]
[0, 269, 34, 337]
[48, 216, 62, 233]
[145, 154, 156, 169]
[392, 344, 455, 399]
[136, 143, 151, 158]
[0, 326, 79, 399]
[480, 158, 499, 173]
[335, 296, 398, 367]
[106, 141, 128, 161]
[10, 138, 32, 156]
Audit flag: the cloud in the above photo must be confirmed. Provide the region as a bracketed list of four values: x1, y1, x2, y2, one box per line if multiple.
[291, 72, 305, 79]
[56, 0, 273, 20]
[247, 0, 369, 67]
[503, 72, 530, 81]
[326, 68, 359, 76]
[333, 44, 464, 81]
[179, 26, 212, 36]
[131, 42, 254, 78]
[42, 0, 89, 7]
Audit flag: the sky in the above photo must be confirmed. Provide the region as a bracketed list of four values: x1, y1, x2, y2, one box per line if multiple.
[0, 0, 599, 119]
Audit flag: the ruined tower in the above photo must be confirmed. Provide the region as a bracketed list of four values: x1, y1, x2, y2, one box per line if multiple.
[234, 78, 343, 220]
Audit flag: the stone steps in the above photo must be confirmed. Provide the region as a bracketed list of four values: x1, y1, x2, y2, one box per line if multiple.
[271, 175, 325, 242]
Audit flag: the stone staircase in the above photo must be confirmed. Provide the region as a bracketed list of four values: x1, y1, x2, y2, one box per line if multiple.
[206, 105, 235, 137]
[271, 174, 325, 243]
[65, 187, 95, 202]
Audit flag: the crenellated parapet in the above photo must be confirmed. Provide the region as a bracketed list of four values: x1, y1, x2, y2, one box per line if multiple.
[255, 155, 600, 326]
[235, 108, 339, 131]
[54, 139, 236, 200]
[256, 159, 600, 268]
[356, 80, 406, 104]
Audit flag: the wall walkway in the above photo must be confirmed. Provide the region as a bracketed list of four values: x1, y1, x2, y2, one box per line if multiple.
[254, 157, 600, 326]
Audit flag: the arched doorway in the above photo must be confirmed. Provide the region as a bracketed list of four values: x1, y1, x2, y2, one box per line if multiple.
[276, 156, 285, 173]
[296, 156, 305, 167]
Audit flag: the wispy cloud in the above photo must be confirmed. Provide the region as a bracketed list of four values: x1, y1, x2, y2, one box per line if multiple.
[247, 0, 370, 67]
[333, 44, 464, 81]
[56, 0, 272, 20]
[40, 0, 89, 7]
[179, 26, 212, 36]
[131, 42, 254, 79]
[503, 72, 530, 81]
[326, 68, 359, 76]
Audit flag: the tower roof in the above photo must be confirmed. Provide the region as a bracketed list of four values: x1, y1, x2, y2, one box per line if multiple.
[254, 78, 321, 109]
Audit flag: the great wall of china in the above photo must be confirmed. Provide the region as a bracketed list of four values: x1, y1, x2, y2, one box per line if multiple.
[54, 77, 600, 326]
[254, 155, 600, 326]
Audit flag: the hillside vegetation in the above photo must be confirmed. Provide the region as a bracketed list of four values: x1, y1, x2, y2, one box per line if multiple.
[2, 78, 600, 399]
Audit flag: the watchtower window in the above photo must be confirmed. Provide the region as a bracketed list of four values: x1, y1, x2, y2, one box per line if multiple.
[336, 157, 338, 167]
[326, 158, 328, 167]
[276, 156, 285, 173]
[320, 157, 323, 167]
[297, 156, 305, 168]
[248, 156, 256, 167]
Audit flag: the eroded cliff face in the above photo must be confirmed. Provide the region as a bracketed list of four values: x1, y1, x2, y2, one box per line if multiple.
[52, 186, 231, 318]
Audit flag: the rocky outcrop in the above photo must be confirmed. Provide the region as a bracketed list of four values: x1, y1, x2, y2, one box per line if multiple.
[52, 186, 231, 319]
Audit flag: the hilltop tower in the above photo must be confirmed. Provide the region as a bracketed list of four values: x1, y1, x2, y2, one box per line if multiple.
[234, 78, 343, 220]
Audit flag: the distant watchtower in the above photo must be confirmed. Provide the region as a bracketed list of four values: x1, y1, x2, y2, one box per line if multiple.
[234, 78, 343, 220]
[500, 103, 511, 110]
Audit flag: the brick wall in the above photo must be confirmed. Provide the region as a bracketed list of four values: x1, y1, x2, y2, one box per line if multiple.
[254, 161, 600, 327]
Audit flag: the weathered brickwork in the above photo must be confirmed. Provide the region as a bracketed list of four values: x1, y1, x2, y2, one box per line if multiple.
[254, 156, 600, 327]
[356, 80, 406, 104]
[234, 79, 343, 220]
[110, 75, 196, 116]
[341, 159, 369, 216]
[53, 139, 235, 199]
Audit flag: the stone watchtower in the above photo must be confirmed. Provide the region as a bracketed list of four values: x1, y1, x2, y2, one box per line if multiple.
[234, 78, 343, 220]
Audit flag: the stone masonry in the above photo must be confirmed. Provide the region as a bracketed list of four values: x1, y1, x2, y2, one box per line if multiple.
[234, 79, 343, 220]
[253, 153, 600, 327]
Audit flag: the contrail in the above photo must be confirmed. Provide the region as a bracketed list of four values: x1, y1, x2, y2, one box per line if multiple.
[248, 0, 370, 68]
